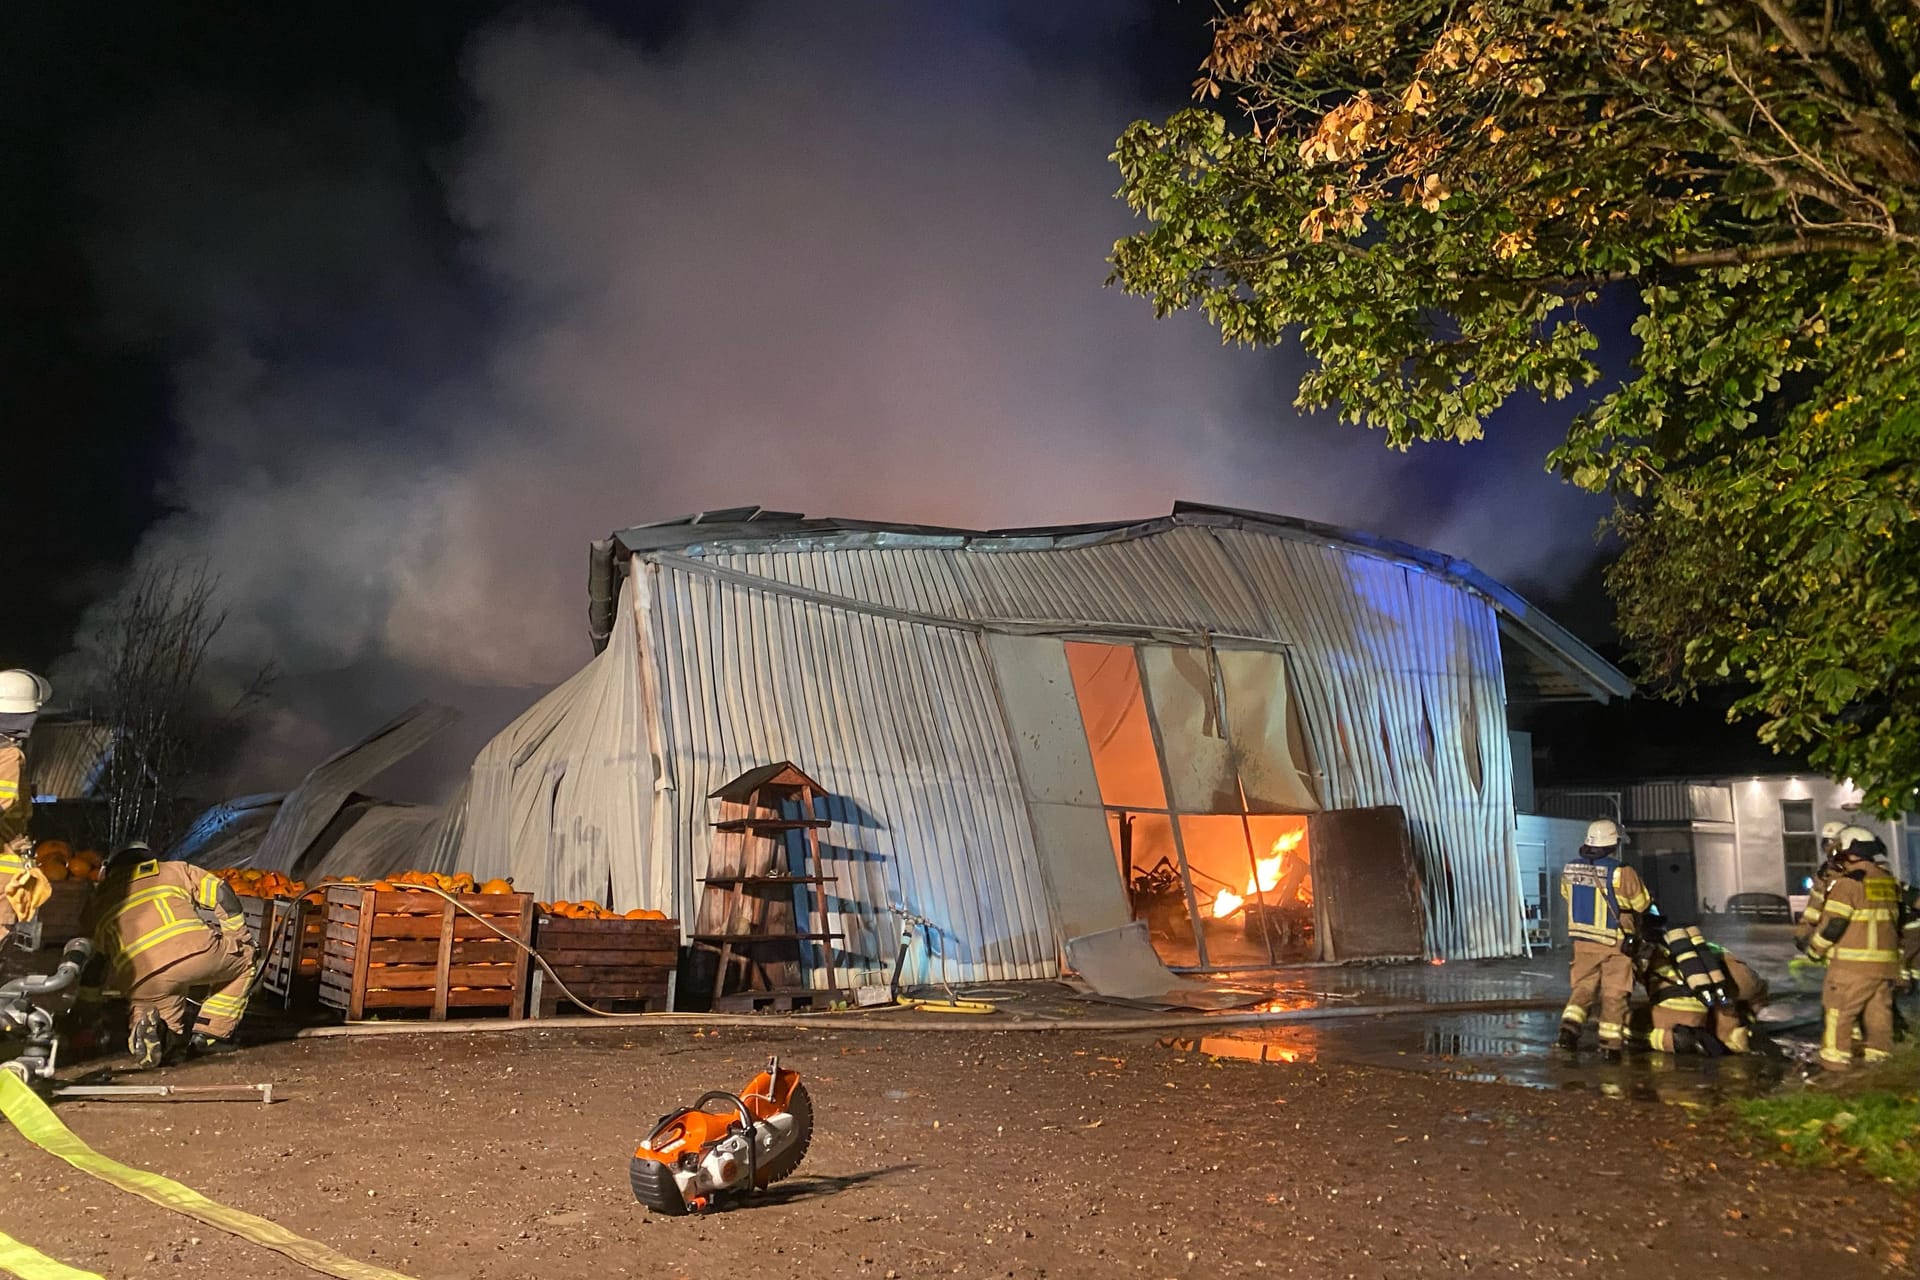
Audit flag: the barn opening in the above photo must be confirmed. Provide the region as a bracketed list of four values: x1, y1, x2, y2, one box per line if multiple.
[1064, 639, 1319, 970]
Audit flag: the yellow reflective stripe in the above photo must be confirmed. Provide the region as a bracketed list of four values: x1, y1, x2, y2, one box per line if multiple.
[0, 1072, 418, 1280]
[1824, 899, 1857, 918]
[117, 919, 208, 963]
[196, 876, 222, 909]
[0, 1228, 103, 1280]
[1820, 1009, 1852, 1064]
[200, 996, 249, 1017]
[1832, 947, 1899, 963]
[109, 885, 192, 919]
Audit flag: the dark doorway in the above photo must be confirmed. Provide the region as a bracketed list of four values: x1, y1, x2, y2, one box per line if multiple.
[1638, 850, 1700, 920]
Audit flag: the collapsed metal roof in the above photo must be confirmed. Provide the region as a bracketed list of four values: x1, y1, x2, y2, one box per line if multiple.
[593, 502, 1630, 705]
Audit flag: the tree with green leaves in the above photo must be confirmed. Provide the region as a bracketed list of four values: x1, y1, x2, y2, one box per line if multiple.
[1110, 0, 1919, 809]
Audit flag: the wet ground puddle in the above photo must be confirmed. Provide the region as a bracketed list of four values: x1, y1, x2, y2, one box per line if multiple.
[1154, 1006, 1819, 1103]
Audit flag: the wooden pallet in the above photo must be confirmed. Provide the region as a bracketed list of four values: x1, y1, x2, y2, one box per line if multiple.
[530, 915, 678, 1017]
[319, 886, 533, 1020]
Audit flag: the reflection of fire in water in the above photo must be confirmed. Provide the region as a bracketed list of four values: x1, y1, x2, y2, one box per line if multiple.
[1209, 829, 1309, 918]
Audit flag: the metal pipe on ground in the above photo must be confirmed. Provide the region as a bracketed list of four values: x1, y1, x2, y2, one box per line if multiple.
[293, 997, 1565, 1039]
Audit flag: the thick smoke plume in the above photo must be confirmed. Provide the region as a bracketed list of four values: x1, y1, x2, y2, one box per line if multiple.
[71, 4, 1608, 796]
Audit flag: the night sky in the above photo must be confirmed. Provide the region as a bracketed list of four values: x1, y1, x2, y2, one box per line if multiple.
[3, 1, 1776, 794]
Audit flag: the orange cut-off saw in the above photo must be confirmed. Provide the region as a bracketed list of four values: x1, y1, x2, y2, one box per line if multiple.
[629, 1056, 812, 1214]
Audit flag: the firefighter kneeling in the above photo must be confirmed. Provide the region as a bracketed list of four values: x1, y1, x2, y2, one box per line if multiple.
[1631, 915, 1766, 1056]
[85, 844, 258, 1068]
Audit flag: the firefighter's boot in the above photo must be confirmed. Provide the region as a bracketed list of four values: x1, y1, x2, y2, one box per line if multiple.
[128, 1009, 175, 1070]
[188, 1031, 240, 1056]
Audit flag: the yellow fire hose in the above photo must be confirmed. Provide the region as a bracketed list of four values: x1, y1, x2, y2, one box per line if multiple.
[0, 1073, 415, 1280]
[0, 1229, 102, 1280]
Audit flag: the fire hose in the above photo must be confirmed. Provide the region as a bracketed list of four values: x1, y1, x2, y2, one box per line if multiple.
[0, 1070, 416, 1280]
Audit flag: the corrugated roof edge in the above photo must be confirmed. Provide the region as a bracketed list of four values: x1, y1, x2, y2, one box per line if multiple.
[595, 501, 1631, 703]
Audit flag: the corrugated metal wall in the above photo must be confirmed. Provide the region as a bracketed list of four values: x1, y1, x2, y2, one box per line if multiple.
[642, 561, 1059, 986]
[692, 522, 1522, 958]
[450, 581, 652, 910]
[1210, 531, 1520, 957]
[453, 519, 1526, 969]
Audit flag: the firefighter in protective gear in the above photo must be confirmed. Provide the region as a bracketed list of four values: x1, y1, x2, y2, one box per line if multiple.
[1804, 826, 1901, 1071]
[1558, 819, 1653, 1060]
[86, 844, 258, 1068]
[1793, 822, 1849, 954]
[0, 670, 55, 948]
[1632, 925, 1766, 1055]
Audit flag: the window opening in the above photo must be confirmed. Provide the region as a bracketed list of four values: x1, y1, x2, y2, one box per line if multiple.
[1780, 799, 1818, 895]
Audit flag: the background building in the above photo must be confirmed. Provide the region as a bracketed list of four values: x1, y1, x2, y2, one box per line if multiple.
[1535, 774, 1913, 915]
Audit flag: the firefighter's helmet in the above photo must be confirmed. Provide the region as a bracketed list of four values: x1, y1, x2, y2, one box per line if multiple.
[0, 670, 51, 716]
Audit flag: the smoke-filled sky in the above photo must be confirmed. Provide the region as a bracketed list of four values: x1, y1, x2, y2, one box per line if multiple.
[11, 2, 1620, 797]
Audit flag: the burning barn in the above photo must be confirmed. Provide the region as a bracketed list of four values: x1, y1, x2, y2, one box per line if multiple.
[429, 504, 1628, 989]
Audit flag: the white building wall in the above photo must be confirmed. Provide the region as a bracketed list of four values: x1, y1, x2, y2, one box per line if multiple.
[1713, 775, 1904, 899]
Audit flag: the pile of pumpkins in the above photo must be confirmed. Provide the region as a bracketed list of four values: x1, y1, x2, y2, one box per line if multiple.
[204, 866, 668, 921]
[31, 840, 105, 883]
[542, 899, 668, 921]
[209, 868, 519, 898]
[339, 870, 517, 895]
[213, 867, 309, 899]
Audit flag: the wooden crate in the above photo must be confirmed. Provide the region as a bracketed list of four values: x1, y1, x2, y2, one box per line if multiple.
[319, 886, 533, 1020]
[530, 915, 679, 1017]
[243, 895, 325, 1005]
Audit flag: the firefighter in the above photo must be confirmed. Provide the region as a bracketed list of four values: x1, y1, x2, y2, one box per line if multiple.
[1631, 922, 1764, 1055]
[1710, 946, 1769, 1053]
[0, 670, 55, 948]
[86, 843, 258, 1068]
[1804, 826, 1902, 1072]
[1558, 818, 1654, 1061]
[1793, 821, 1848, 954]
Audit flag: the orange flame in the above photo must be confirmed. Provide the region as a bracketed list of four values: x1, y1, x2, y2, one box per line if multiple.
[1209, 829, 1307, 918]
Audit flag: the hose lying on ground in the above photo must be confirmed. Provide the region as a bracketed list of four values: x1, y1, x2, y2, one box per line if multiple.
[294, 997, 1569, 1038]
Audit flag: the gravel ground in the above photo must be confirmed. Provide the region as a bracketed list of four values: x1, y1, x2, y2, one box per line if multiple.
[1, 1025, 1912, 1280]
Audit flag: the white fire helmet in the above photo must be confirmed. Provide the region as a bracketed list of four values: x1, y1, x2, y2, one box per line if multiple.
[1819, 820, 1845, 845]
[0, 670, 52, 715]
[1583, 819, 1621, 850]
[1835, 825, 1887, 861]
